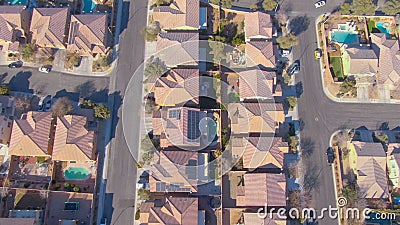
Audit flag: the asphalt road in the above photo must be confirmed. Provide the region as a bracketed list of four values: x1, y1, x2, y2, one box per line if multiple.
[104, 0, 147, 224]
[288, 1, 400, 224]
[0, 66, 110, 102]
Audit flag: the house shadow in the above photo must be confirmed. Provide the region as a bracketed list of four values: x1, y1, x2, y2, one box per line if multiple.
[8, 71, 33, 93]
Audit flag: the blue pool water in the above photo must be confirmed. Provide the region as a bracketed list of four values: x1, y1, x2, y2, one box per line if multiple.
[82, 0, 97, 13]
[331, 31, 358, 44]
[9, 0, 27, 5]
[376, 22, 391, 37]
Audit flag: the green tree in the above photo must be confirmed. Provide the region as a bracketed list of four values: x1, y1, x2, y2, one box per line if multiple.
[135, 209, 141, 220]
[262, 0, 277, 11]
[340, 78, 356, 95]
[51, 97, 73, 117]
[138, 189, 151, 200]
[80, 99, 96, 109]
[286, 96, 297, 111]
[382, 0, 400, 15]
[340, 3, 351, 15]
[351, 0, 376, 16]
[373, 132, 389, 144]
[142, 23, 161, 42]
[221, 0, 232, 8]
[209, 0, 220, 4]
[250, 3, 258, 11]
[144, 58, 167, 79]
[276, 33, 299, 49]
[20, 44, 35, 61]
[214, 149, 223, 158]
[0, 85, 9, 95]
[288, 136, 299, 152]
[342, 183, 359, 207]
[142, 152, 153, 164]
[94, 103, 111, 119]
[232, 33, 245, 46]
[209, 41, 226, 68]
[73, 186, 80, 192]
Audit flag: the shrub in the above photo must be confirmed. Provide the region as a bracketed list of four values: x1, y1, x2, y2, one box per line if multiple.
[24, 182, 31, 188]
[20, 44, 35, 61]
[73, 186, 80, 192]
[135, 209, 141, 220]
[0, 85, 9, 95]
[94, 103, 111, 120]
[64, 182, 70, 188]
[138, 189, 151, 200]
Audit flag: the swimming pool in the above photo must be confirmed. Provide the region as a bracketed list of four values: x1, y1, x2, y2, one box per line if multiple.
[8, 0, 27, 5]
[376, 22, 391, 37]
[64, 167, 90, 180]
[82, 0, 97, 13]
[331, 31, 358, 45]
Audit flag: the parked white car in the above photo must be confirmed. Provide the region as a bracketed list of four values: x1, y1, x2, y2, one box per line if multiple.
[315, 0, 326, 8]
[38, 66, 51, 73]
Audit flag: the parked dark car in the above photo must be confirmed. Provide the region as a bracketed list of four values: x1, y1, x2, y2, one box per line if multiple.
[327, 147, 334, 164]
[8, 61, 23, 68]
[288, 60, 300, 75]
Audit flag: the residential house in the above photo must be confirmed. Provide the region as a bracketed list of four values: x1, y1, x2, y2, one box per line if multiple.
[140, 197, 205, 225]
[347, 141, 389, 199]
[342, 47, 378, 77]
[371, 33, 400, 90]
[67, 14, 110, 57]
[231, 136, 288, 170]
[243, 212, 286, 225]
[153, 106, 217, 149]
[9, 111, 54, 157]
[52, 115, 95, 162]
[246, 40, 276, 68]
[156, 32, 199, 67]
[30, 8, 69, 49]
[238, 69, 281, 100]
[229, 102, 284, 135]
[234, 173, 286, 207]
[149, 150, 209, 193]
[153, 68, 199, 106]
[152, 0, 199, 30]
[0, 6, 31, 53]
[387, 143, 400, 189]
[244, 12, 274, 41]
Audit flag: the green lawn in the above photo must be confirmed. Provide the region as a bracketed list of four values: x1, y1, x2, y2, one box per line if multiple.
[367, 20, 381, 34]
[329, 57, 344, 79]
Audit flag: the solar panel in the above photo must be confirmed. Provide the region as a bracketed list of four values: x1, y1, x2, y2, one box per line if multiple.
[187, 110, 200, 141]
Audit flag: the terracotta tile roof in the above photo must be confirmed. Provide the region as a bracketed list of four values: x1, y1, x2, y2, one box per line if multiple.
[0, 6, 27, 42]
[242, 173, 286, 207]
[67, 14, 109, 55]
[9, 111, 53, 156]
[245, 12, 273, 40]
[246, 40, 276, 68]
[154, 68, 199, 106]
[230, 102, 284, 134]
[156, 32, 199, 67]
[239, 69, 277, 99]
[0, 218, 36, 225]
[345, 47, 378, 75]
[140, 197, 199, 225]
[357, 158, 389, 199]
[370, 33, 400, 88]
[152, 0, 199, 30]
[52, 115, 95, 161]
[153, 106, 206, 148]
[352, 141, 386, 157]
[30, 8, 69, 49]
[232, 136, 288, 169]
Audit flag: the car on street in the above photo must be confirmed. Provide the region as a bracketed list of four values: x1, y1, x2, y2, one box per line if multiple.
[314, 48, 322, 60]
[38, 66, 51, 73]
[288, 60, 300, 75]
[327, 147, 334, 164]
[8, 61, 23, 68]
[315, 0, 326, 8]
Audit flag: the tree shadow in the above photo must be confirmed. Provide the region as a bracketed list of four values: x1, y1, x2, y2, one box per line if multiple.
[289, 15, 310, 35]
[378, 122, 389, 131]
[295, 81, 303, 97]
[8, 71, 33, 93]
[301, 137, 314, 158]
[107, 91, 123, 144]
[0, 72, 8, 84]
[75, 81, 97, 98]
